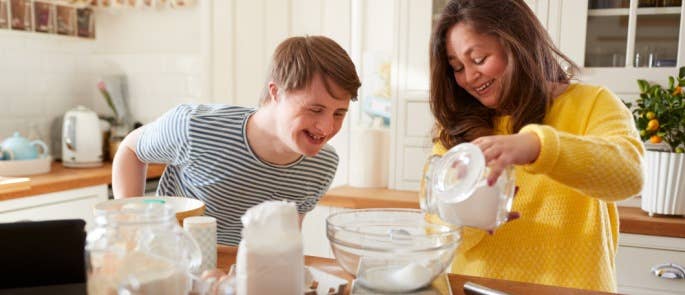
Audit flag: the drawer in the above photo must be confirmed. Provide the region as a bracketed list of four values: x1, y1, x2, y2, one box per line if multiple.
[616, 245, 685, 294]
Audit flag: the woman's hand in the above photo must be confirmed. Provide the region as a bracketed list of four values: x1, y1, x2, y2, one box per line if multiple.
[472, 132, 541, 186]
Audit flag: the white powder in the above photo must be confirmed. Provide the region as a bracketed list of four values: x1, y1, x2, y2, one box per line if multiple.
[236, 201, 304, 295]
[437, 182, 502, 230]
[360, 263, 434, 292]
[87, 251, 190, 295]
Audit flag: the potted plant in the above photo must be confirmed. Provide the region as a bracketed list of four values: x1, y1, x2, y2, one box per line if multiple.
[626, 67, 685, 216]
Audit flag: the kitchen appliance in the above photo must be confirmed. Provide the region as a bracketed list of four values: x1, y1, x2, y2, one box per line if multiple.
[62, 106, 103, 167]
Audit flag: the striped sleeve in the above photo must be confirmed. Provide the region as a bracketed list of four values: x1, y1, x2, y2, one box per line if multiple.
[136, 104, 194, 165]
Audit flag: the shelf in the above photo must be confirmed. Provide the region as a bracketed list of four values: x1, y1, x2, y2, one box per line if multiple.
[636, 7, 681, 14]
[588, 6, 681, 16]
[588, 8, 630, 16]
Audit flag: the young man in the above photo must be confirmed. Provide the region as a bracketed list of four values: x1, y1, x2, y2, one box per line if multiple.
[112, 36, 361, 245]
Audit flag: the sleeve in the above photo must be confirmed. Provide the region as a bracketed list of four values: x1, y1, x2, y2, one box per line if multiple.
[136, 104, 194, 166]
[519, 88, 644, 202]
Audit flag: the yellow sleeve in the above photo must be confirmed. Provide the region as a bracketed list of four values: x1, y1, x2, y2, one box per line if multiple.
[519, 88, 644, 202]
[432, 141, 448, 156]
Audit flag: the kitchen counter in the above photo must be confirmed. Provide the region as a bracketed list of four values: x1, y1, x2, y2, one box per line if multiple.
[320, 186, 685, 238]
[2, 165, 682, 238]
[216, 245, 615, 295]
[0, 162, 165, 201]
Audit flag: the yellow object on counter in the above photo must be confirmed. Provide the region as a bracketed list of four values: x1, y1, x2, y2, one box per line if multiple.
[433, 84, 644, 292]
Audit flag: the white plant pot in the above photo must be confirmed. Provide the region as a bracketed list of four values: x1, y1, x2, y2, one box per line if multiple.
[641, 150, 685, 216]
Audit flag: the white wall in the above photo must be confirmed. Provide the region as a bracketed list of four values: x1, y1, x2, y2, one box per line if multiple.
[0, 31, 95, 147]
[0, 0, 369, 187]
[87, 3, 212, 124]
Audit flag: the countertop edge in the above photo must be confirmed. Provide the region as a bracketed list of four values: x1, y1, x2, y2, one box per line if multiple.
[0, 162, 165, 201]
[319, 186, 685, 239]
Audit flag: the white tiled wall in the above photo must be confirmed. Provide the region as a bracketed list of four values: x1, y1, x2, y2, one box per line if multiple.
[0, 4, 211, 148]
[0, 31, 95, 143]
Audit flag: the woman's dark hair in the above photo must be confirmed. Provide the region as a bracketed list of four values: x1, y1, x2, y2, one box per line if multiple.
[429, 0, 579, 148]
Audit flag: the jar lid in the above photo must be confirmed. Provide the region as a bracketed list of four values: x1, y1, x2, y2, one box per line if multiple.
[432, 142, 485, 203]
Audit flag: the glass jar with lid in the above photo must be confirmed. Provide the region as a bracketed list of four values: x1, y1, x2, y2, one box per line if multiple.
[420, 142, 516, 231]
[86, 201, 202, 295]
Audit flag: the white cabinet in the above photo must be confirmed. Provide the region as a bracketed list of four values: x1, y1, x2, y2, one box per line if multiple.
[617, 233, 685, 294]
[302, 205, 349, 258]
[0, 185, 108, 230]
[551, 0, 684, 99]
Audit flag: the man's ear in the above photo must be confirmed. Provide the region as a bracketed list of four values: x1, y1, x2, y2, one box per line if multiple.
[268, 81, 280, 103]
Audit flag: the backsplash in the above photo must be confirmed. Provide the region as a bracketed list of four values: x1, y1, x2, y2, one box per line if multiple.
[0, 4, 209, 147]
[0, 31, 94, 142]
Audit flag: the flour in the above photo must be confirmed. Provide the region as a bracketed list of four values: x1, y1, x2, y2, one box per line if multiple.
[360, 263, 434, 292]
[437, 181, 503, 230]
[236, 201, 304, 295]
[87, 251, 190, 295]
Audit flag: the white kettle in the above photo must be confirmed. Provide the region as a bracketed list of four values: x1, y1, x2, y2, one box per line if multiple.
[62, 106, 103, 168]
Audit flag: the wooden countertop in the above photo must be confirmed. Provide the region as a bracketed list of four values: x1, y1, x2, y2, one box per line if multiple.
[320, 186, 685, 239]
[0, 177, 31, 195]
[2, 165, 682, 238]
[0, 162, 165, 201]
[216, 245, 614, 295]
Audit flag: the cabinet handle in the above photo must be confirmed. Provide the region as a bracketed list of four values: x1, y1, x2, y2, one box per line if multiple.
[651, 263, 685, 280]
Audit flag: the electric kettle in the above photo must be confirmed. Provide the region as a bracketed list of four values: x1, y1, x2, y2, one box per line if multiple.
[62, 106, 103, 167]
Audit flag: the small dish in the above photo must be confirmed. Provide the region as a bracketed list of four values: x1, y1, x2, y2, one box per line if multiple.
[0, 156, 52, 176]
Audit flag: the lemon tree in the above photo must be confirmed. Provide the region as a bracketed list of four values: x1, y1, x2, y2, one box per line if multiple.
[625, 67, 685, 153]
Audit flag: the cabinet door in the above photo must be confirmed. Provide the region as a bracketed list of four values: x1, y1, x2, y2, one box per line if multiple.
[0, 185, 108, 230]
[302, 205, 349, 258]
[617, 234, 685, 294]
[549, 0, 589, 67]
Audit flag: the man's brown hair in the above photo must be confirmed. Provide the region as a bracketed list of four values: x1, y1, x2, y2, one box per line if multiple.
[260, 35, 361, 105]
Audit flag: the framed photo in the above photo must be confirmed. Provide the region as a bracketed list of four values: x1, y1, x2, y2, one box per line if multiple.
[56, 5, 75, 36]
[0, 0, 9, 29]
[10, 0, 32, 31]
[76, 7, 94, 38]
[33, 1, 54, 33]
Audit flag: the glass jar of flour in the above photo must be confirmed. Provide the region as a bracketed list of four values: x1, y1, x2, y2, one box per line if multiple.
[420, 142, 516, 231]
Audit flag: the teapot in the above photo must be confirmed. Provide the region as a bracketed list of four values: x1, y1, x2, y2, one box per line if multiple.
[1, 132, 49, 160]
[86, 202, 202, 295]
[420, 142, 516, 231]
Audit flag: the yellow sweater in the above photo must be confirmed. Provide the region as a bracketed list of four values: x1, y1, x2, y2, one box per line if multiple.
[432, 84, 644, 292]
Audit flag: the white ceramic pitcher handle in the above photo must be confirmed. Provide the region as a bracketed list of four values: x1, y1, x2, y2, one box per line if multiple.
[31, 140, 49, 158]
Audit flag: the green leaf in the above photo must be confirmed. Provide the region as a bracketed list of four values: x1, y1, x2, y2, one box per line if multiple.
[679, 66, 685, 79]
[638, 80, 649, 93]
[669, 76, 675, 89]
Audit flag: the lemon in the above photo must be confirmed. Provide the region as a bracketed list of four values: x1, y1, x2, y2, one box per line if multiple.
[676, 147, 685, 154]
[646, 119, 660, 132]
[645, 112, 656, 120]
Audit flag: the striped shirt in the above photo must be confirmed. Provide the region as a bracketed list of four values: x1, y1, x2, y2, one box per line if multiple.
[136, 104, 338, 245]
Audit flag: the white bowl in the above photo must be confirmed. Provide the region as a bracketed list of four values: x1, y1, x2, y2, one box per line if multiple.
[94, 196, 205, 224]
[326, 209, 460, 293]
[0, 156, 51, 176]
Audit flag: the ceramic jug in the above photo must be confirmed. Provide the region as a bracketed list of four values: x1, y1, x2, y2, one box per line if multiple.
[1, 132, 49, 160]
[420, 142, 516, 231]
[86, 202, 202, 295]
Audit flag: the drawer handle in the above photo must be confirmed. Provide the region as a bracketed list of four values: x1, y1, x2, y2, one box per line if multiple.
[651, 263, 685, 280]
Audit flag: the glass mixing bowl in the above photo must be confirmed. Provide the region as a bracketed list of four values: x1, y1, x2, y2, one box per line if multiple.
[326, 209, 460, 293]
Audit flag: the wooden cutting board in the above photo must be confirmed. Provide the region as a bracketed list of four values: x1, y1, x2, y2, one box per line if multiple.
[0, 177, 31, 195]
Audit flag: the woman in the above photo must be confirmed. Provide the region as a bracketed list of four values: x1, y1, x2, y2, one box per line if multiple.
[429, 0, 643, 292]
